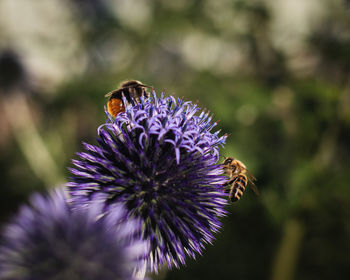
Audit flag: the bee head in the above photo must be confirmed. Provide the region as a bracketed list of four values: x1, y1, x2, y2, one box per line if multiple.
[223, 157, 234, 165]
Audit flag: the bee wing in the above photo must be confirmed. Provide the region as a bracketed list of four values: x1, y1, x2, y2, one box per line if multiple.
[105, 88, 123, 98]
[138, 83, 153, 89]
[122, 83, 153, 90]
[250, 181, 260, 196]
[246, 169, 259, 196]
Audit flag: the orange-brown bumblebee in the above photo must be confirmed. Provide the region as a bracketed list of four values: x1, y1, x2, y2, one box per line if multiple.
[105, 80, 152, 117]
[222, 157, 259, 202]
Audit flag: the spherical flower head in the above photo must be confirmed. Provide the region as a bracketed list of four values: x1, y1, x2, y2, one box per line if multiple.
[68, 92, 228, 272]
[0, 189, 148, 280]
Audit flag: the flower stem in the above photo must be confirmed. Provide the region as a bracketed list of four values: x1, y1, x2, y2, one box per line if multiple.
[271, 218, 305, 280]
[3, 92, 64, 187]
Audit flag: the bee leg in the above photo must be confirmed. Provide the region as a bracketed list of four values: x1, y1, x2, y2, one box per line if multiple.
[229, 193, 239, 202]
[224, 178, 236, 186]
[223, 182, 230, 193]
[223, 178, 236, 192]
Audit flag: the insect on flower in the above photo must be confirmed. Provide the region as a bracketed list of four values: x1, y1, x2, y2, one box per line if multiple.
[69, 92, 228, 272]
[105, 80, 153, 118]
[222, 157, 259, 202]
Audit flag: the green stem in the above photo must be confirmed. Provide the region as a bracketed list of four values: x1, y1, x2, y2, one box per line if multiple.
[3, 93, 64, 187]
[271, 218, 305, 280]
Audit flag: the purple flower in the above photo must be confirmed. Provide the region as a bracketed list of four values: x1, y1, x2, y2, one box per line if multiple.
[68, 93, 228, 272]
[0, 189, 147, 280]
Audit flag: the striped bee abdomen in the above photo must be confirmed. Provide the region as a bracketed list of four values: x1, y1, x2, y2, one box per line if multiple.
[229, 174, 248, 202]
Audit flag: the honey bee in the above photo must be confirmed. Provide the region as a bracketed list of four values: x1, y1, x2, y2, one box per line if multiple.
[105, 80, 152, 117]
[222, 157, 259, 202]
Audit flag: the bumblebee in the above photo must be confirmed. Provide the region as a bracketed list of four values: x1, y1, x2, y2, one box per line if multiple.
[105, 80, 152, 117]
[222, 157, 259, 202]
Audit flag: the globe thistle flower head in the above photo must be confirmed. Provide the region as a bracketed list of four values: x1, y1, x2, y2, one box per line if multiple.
[69, 92, 228, 272]
[0, 189, 147, 280]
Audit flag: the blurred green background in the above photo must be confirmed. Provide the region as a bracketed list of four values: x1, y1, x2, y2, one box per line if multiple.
[0, 0, 349, 279]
